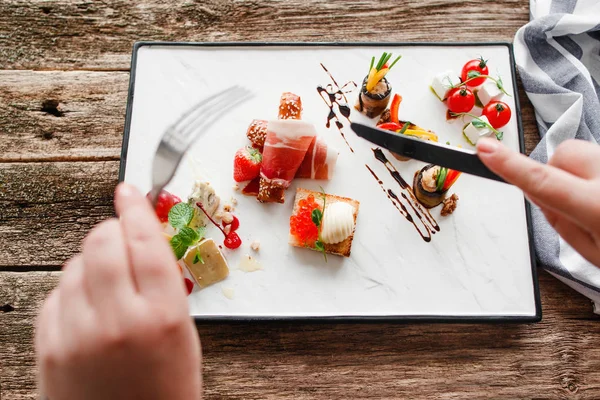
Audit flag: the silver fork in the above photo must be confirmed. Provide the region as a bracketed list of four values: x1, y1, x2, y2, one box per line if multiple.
[147, 85, 253, 205]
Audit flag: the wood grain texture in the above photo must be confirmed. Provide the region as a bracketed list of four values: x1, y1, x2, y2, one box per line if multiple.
[0, 71, 128, 162]
[0, 161, 118, 268]
[1, 271, 599, 400]
[0, 0, 529, 70]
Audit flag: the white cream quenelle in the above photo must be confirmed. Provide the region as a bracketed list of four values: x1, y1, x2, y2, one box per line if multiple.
[320, 202, 355, 244]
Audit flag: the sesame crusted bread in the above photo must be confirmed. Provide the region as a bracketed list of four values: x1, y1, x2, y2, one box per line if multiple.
[257, 177, 286, 204]
[289, 188, 360, 258]
[278, 92, 302, 120]
[246, 119, 267, 150]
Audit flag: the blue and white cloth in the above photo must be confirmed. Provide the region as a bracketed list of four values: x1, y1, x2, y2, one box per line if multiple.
[514, 0, 600, 312]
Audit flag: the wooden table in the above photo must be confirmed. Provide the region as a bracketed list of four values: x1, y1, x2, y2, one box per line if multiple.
[1, 1, 600, 398]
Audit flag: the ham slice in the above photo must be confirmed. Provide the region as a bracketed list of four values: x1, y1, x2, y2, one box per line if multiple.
[257, 120, 317, 203]
[295, 136, 338, 180]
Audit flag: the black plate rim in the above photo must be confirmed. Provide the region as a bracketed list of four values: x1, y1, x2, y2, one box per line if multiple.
[119, 41, 542, 324]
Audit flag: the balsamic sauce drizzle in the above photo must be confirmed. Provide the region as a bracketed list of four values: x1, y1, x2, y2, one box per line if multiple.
[368, 148, 441, 242]
[366, 165, 432, 242]
[317, 63, 357, 153]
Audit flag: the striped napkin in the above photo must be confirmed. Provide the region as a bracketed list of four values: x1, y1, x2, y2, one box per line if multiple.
[514, 0, 600, 312]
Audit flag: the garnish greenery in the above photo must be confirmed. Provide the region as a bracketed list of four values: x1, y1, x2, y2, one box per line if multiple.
[311, 187, 328, 262]
[451, 112, 504, 141]
[193, 247, 205, 265]
[436, 167, 448, 192]
[451, 73, 511, 96]
[167, 202, 206, 260]
[398, 121, 411, 135]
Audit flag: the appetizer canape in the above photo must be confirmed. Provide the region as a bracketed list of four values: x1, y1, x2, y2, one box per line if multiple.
[258, 119, 317, 203]
[377, 94, 439, 161]
[355, 52, 401, 118]
[461, 115, 504, 145]
[184, 239, 230, 289]
[413, 165, 461, 208]
[289, 188, 359, 258]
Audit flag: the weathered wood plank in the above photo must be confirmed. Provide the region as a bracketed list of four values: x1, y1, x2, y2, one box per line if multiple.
[0, 69, 539, 161]
[0, 0, 529, 70]
[0, 161, 118, 268]
[1, 271, 599, 400]
[0, 71, 128, 162]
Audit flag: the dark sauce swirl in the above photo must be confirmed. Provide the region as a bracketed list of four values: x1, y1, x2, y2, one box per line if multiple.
[317, 63, 357, 153]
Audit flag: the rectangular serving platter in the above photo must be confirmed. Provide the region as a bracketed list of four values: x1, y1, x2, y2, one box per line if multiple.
[120, 42, 541, 323]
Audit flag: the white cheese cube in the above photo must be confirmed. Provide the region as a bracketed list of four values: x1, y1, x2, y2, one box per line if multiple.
[463, 116, 494, 145]
[477, 81, 503, 106]
[431, 70, 459, 101]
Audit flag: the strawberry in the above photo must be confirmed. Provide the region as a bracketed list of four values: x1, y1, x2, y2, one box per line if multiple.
[233, 146, 262, 182]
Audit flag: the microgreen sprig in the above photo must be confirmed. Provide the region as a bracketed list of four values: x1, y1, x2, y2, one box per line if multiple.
[451, 73, 511, 96]
[310, 188, 328, 262]
[451, 112, 504, 141]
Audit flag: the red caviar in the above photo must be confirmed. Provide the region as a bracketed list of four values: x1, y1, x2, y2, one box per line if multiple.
[290, 194, 321, 246]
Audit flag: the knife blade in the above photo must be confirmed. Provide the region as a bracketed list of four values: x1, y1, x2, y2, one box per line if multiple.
[350, 122, 506, 183]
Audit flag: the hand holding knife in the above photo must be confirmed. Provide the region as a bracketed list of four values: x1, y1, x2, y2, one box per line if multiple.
[350, 122, 506, 183]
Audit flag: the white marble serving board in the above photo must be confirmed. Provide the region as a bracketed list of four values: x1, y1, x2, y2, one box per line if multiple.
[122, 43, 540, 320]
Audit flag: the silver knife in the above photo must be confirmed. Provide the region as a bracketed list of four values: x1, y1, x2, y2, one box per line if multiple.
[351, 122, 506, 183]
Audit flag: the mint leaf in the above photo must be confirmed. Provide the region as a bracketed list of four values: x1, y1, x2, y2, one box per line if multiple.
[168, 202, 194, 229]
[311, 208, 323, 227]
[467, 70, 481, 79]
[178, 226, 199, 245]
[196, 226, 206, 240]
[170, 235, 188, 260]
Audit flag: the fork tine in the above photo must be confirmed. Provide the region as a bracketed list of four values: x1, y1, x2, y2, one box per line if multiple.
[172, 86, 249, 134]
[176, 89, 254, 140]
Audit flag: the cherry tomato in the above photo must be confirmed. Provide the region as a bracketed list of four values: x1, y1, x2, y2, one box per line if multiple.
[482, 101, 512, 129]
[184, 278, 194, 295]
[146, 190, 182, 223]
[446, 87, 475, 114]
[461, 57, 489, 87]
[224, 232, 242, 249]
[223, 215, 240, 232]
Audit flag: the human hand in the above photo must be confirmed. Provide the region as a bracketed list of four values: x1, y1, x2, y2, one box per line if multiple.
[477, 138, 600, 267]
[35, 183, 201, 400]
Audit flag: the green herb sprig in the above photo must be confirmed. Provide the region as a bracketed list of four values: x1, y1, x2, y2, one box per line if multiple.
[451, 112, 504, 141]
[451, 73, 511, 96]
[311, 188, 328, 262]
[167, 202, 206, 260]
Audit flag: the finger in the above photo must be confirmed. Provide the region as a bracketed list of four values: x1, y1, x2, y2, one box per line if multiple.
[35, 288, 62, 371]
[58, 256, 95, 343]
[114, 183, 184, 302]
[82, 218, 136, 312]
[477, 138, 599, 228]
[539, 206, 600, 267]
[548, 139, 600, 180]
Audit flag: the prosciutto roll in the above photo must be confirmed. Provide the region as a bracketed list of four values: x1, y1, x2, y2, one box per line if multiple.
[258, 120, 317, 203]
[295, 136, 338, 180]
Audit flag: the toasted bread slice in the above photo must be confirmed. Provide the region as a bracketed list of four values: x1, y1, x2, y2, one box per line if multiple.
[278, 92, 302, 120]
[257, 177, 286, 203]
[289, 188, 359, 258]
[246, 119, 267, 150]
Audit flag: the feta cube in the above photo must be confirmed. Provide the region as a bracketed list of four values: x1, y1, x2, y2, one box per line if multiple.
[477, 81, 503, 106]
[431, 70, 460, 101]
[463, 116, 494, 145]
